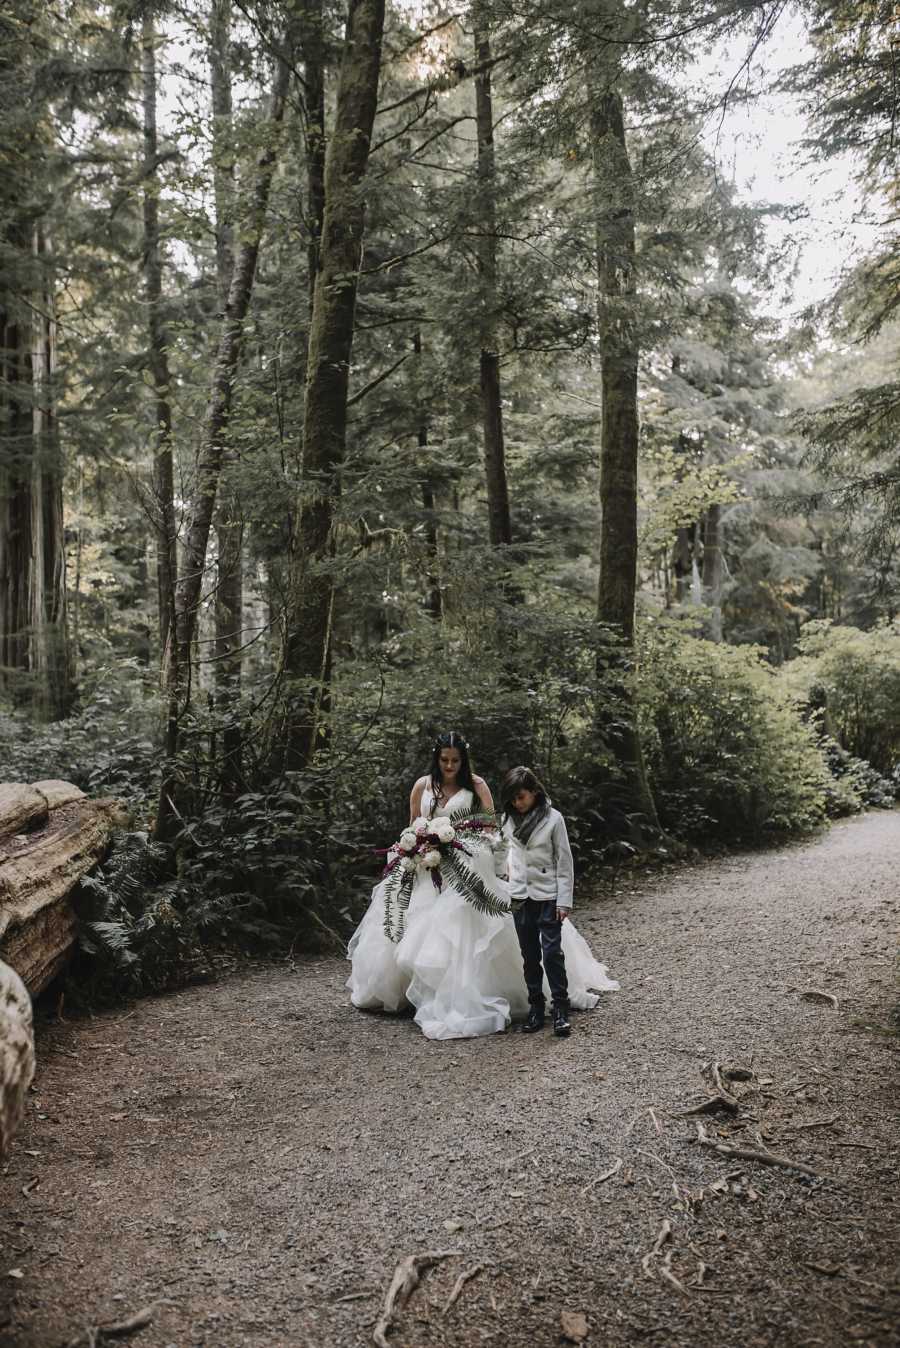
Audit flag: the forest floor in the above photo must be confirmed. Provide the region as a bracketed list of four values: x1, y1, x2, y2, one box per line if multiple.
[1, 812, 898, 1348]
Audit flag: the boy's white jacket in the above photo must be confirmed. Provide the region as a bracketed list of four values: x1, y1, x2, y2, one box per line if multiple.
[501, 807, 574, 909]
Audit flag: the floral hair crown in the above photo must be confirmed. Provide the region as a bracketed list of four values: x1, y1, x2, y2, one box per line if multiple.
[434, 735, 468, 752]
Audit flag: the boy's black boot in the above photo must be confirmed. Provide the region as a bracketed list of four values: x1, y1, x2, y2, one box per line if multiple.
[522, 1004, 545, 1034]
[552, 1003, 571, 1037]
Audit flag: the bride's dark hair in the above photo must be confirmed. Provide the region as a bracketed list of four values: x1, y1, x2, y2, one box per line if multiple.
[427, 731, 478, 815]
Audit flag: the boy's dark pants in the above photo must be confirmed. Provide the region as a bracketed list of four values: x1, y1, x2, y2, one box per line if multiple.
[514, 899, 569, 1010]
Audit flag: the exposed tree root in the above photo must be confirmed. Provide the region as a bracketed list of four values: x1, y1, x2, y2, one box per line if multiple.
[443, 1263, 485, 1312]
[678, 1095, 740, 1117]
[580, 1156, 622, 1195]
[694, 1121, 827, 1180]
[65, 1305, 156, 1347]
[659, 1247, 691, 1298]
[796, 989, 840, 1010]
[641, 1219, 672, 1276]
[373, 1251, 453, 1347]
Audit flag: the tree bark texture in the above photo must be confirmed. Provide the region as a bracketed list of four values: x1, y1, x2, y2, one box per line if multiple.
[283, 0, 386, 772]
[156, 40, 293, 839]
[0, 957, 34, 1161]
[0, 219, 71, 720]
[0, 787, 121, 995]
[473, 14, 513, 549]
[141, 12, 178, 663]
[210, 0, 243, 797]
[209, 0, 235, 308]
[585, 28, 660, 834]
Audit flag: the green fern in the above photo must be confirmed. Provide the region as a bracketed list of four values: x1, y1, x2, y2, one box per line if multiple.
[448, 804, 498, 829]
[443, 852, 511, 920]
[382, 863, 415, 942]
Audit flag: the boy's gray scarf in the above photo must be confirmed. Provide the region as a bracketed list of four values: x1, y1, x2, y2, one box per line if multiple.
[513, 800, 551, 847]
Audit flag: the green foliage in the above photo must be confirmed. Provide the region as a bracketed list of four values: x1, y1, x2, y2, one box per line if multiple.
[638, 621, 832, 842]
[781, 620, 900, 779]
[0, 665, 160, 817]
[817, 734, 896, 817]
[69, 831, 207, 1005]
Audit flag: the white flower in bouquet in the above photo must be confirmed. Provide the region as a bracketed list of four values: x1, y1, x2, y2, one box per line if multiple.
[434, 820, 456, 844]
[399, 829, 418, 851]
[412, 816, 431, 835]
[422, 849, 442, 869]
[401, 856, 417, 873]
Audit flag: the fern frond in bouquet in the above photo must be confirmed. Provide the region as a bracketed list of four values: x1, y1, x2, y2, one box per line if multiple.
[376, 807, 510, 941]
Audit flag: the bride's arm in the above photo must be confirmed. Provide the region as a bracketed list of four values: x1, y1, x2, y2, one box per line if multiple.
[409, 776, 426, 824]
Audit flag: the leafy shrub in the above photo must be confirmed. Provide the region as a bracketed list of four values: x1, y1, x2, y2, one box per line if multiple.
[783, 620, 900, 779]
[817, 734, 896, 815]
[638, 622, 832, 843]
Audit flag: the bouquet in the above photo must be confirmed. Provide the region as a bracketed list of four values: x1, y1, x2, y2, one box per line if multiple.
[379, 807, 510, 941]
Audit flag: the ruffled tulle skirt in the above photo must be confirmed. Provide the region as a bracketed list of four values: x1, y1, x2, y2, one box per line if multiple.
[346, 851, 619, 1041]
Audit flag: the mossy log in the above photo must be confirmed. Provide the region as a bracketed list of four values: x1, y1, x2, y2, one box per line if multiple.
[0, 958, 35, 1159]
[0, 782, 122, 995]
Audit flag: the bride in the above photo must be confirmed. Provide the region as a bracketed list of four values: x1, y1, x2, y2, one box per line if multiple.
[346, 731, 618, 1041]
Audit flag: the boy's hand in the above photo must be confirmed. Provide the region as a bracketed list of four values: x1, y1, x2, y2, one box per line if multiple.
[557, 906, 571, 922]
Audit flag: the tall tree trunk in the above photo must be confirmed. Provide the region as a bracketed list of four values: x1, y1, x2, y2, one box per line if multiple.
[141, 12, 177, 665]
[209, 0, 243, 797]
[31, 224, 70, 719]
[473, 10, 513, 550]
[702, 503, 723, 641]
[282, 0, 386, 772]
[585, 30, 660, 835]
[671, 525, 694, 602]
[156, 37, 294, 841]
[299, 0, 326, 315]
[0, 217, 71, 720]
[414, 330, 441, 620]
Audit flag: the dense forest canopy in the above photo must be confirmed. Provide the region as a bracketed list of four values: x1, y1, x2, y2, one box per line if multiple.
[1, 0, 897, 981]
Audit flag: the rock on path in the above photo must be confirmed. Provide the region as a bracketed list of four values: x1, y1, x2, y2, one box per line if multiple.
[1, 811, 898, 1348]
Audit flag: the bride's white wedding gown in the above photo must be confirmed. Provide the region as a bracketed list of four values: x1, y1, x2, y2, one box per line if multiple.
[346, 786, 619, 1040]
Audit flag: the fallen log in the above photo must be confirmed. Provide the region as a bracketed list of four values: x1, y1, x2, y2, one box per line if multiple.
[0, 958, 35, 1159]
[0, 783, 49, 839]
[0, 785, 122, 995]
[31, 780, 87, 812]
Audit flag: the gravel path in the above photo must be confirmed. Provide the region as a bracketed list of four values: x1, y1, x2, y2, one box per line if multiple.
[1, 811, 898, 1348]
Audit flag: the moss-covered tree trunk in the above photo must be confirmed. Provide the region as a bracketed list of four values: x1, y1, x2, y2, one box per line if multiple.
[586, 34, 660, 835]
[282, 0, 386, 772]
[156, 38, 293, 840]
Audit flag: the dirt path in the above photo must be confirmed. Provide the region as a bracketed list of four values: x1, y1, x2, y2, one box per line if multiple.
[1, 812, 898, 1348]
